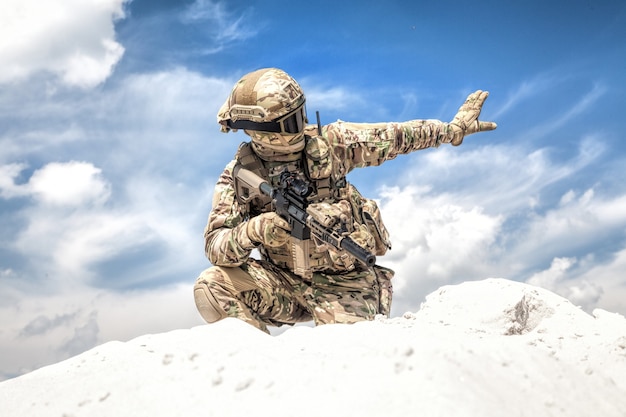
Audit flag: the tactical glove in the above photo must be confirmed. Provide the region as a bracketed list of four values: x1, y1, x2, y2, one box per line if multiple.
[449, 90, 497, 146]
[348, 224, 377, 254]
[246, 212, 291, 248]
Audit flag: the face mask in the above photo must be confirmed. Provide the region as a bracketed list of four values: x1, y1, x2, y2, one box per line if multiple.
[247, 130, 306, 161]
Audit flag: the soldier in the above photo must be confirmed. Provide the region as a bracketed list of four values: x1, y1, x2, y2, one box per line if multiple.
[194, 68, 496, 333]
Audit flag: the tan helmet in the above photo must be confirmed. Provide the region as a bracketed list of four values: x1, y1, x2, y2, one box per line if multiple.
[217, 68, 307, 135]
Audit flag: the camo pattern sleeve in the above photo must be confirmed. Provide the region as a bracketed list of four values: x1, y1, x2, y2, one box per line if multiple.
[204, 160, 256, 266]
[323, 119, 459, 174]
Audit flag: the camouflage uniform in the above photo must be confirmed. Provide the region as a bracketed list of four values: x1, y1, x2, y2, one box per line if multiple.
[194, 67, 495, 332]
[194, 119, 461, 333]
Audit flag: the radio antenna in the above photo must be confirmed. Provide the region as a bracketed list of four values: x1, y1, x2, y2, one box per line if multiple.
[315, 111, 322, 135]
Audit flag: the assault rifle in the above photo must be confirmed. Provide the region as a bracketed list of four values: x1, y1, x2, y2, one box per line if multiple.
[233, 165, 376, 277]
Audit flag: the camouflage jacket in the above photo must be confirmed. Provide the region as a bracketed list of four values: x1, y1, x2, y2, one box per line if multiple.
[204, 118, 458, 274]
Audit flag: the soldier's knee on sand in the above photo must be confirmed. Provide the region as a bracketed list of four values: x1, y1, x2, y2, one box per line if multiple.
[193, 267, 231, 324]
[193, 265, 265, 326]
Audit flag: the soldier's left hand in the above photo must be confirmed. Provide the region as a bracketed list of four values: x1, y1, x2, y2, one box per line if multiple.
[450, 90, 497, 146]
[349, 224, 376, 253]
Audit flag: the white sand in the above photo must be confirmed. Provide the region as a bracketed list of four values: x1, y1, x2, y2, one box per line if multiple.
[1, 278, 625, 417]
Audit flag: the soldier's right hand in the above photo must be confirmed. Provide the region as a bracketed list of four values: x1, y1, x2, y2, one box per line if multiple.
[246, 212, 291, 247]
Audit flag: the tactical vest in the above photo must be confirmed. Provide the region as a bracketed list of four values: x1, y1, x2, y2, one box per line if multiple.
[234, 134, 391, 276]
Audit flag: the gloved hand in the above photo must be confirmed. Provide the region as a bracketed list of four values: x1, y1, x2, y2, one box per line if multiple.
[449, 90, 497, 146]
[348, 224, 377, 254]
[246, 212, 291, 247]
[327, 224, 377, 271]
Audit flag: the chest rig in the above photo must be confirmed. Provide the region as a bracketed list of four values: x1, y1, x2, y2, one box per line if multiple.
[235, 135, 345, 214]
[234, 132, 392, 278]
[234, 135, 351, 276]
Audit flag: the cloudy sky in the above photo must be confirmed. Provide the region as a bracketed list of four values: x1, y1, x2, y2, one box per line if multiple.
[1, 0, 625, 380]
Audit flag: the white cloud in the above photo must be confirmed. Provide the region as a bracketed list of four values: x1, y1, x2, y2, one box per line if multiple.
[520, 187, 626, 313]
[490, 74, 557, 119]
[304, 86, 366, 112]
[377, 184, 504, 316]
[0, 67, 232, 292]
[0, 0, 128, 88]
[8, 184, 206, 288]
[373, 141, 626, 317]
[526, 257, 604, 313]
[527, 256, 578, 290]
[1, 67, 234, 170]
[30, 161, 111, 206]
[511, 188, 626, 268]
[179, 0, 258, 52]
[398, 138, 604, 214]
[576, 248, 626, 314]
[0, 161, 110, 206]
[61, 38, 125, 88]
[8, 208, 142, 288]
[0, 163, 28, 198]
[17, 211, 150, 282]
[524, 83, 607, 141]
[0, 161, 197, 286]
[106, 68, 232, 133]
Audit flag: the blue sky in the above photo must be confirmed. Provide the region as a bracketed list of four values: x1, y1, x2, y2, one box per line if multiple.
[1, 0, 625, 380]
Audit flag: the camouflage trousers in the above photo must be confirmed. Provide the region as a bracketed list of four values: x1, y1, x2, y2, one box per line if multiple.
[193, 258, 394, 333]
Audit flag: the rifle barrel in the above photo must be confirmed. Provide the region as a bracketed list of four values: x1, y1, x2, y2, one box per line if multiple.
[340, 236, 376, 266]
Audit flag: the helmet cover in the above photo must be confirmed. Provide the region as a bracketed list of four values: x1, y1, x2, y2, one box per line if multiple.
[217, 68, 306, 133]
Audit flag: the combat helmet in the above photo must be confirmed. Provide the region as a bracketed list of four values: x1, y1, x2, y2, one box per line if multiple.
[217, 68, 308, 160]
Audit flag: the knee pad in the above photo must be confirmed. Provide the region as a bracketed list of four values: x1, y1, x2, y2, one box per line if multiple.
[194, 270, 229, 324]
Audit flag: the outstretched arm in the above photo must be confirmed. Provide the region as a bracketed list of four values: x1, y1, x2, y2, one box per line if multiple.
[323, 90, 496, 173]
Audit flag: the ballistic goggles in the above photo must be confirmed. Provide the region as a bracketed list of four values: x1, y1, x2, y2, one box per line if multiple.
[227, 104, 306, 134]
